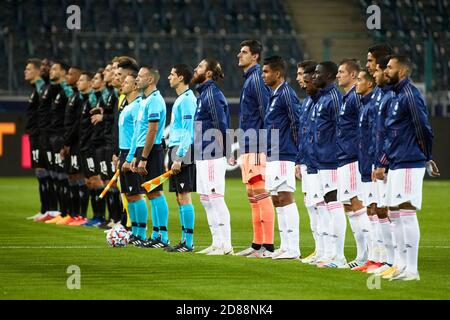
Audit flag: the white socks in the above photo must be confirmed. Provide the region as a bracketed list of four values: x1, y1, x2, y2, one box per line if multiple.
[276, 203, 300, 256]
[389, 210, 406, 269]
[327, 201, 347, 261]
[379, 217, 395, 265]
[200, 194, 221, 248]
[284, 202, 300, 256]
[400, 209, 420, 274]
[315, 205, 325, 259]
[209, 194, 232, 251]
[347, 208, 369, 263]
[276, 206, 288, 251]
[306, 205, 319, 252]
[368, 215, 380, 262]
[316, 202, 333, 260]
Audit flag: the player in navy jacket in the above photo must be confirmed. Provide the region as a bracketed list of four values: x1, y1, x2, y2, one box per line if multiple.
[383, 55, 439, 281]
[356, 44, 395, 274]
[262, 56, 301, 260]
[235, 40, 275, 258]
[193, 74, 231, 161]
[363, 55, 399, 274]
[312, 61, 347, 267]
[335, 58, 370, 269]
[295, 61, 327, 264]
[192, 58, 234, 256]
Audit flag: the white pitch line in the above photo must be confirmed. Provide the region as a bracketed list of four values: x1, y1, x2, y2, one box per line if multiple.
[0, 246, 104, 249]
[0, 245, 449, 249]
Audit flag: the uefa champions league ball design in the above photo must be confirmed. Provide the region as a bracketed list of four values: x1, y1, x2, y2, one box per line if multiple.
[106, 226, 130, 247]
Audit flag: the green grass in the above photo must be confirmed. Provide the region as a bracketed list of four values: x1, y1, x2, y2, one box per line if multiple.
[0, 177, 449, 300]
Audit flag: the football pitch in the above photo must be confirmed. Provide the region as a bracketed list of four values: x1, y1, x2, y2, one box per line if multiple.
[0, 177, 449, 300]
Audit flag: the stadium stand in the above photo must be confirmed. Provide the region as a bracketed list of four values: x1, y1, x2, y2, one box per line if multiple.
[1, 0, 447, 108]
[0, 0, 303, 96]
[360, 0, 450, 91]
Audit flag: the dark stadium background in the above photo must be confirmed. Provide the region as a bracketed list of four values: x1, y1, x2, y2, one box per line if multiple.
[0, 0, 449, 176]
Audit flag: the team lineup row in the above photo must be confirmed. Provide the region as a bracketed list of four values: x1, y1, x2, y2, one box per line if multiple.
[24, 40, 439, 280]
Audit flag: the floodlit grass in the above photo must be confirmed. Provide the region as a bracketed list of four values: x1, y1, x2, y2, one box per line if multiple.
[0, 178, 449, 300]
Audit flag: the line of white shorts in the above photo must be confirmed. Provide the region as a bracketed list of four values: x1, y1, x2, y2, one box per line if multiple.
[195, 158, 426, 210]
[300, 161, 425, 210]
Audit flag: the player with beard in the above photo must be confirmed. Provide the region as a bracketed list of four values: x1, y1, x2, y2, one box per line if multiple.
[384, 55, 439, 281]
[192, 58, 234, 256]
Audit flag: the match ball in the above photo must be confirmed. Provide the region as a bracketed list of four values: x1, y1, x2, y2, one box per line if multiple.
[106, 225, 130, 247]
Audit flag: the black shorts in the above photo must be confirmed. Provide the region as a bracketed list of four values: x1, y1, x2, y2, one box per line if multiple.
[135, 145, 165, 192]
[105, 147, 115, 179]
[65, 146, 81, 175]
[81, 150, 100, 178]
[38, 135, 54, 170]
[168, 146, 196, 193]
[50, 135, 65, 173]
[30, 136, 45, 168]
[95, 146, 115, 180]
[119, 149, 144, 195]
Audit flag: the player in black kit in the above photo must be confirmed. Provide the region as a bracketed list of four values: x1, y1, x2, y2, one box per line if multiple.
[35, 59, 61, 221]
[24, 58, 51, 221]
[90, 63, 123, 228]
[78, 71, 107, 227]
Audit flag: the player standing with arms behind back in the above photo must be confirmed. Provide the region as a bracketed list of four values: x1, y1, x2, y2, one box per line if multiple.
[192, 58, 234, 256]
[235, 40, 275, 258]
[262, 56, 301, 260]
[335, 58, 371, 269]
[312, 62, 347, 268]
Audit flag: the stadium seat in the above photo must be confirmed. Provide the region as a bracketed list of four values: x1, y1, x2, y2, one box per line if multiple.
[2, 0, 303, 95]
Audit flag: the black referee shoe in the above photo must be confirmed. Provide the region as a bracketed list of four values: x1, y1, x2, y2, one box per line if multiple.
[129, 234, 144, 246]
[139, 235, 169, 249]
[166, 242, 194, 253]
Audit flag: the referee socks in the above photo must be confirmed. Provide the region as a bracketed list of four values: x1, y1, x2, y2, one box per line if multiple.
[127, 201, 138, 236]
[151, 195, 169, 244]
[180, 204, 195, 249]
[134, 199, 149, 240]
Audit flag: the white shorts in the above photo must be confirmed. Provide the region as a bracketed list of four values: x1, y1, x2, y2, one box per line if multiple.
[265, 161, 296, 195]
[386, 167, 425, 210]
[304, 172, 324, 207]
[375, 175, 388, 207]
[318, 169, 338, 195]
[196, 158, 226, 195]
[362, 181, 377, 207]
[300, 164, 307, 193]
[337, 161, 362, 203]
